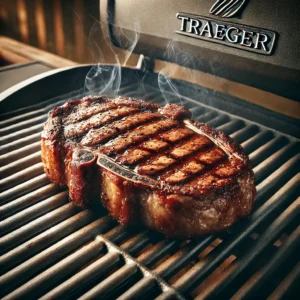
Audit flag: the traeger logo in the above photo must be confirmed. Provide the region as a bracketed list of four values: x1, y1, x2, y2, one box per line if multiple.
[209, 0, 248, 18]
[176, 11, 277, 55]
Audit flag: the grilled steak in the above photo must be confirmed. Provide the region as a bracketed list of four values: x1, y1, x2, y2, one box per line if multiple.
[41, 96, 256, 238]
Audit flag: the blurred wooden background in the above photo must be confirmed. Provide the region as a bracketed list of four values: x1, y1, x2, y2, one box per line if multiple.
[0, 0, 100, 64]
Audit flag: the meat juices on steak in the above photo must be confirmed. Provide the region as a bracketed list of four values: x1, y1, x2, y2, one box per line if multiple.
[41, 96, 256, 238]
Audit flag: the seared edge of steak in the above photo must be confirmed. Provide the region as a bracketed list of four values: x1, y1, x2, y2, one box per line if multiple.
[41, 112, 66, 185]
[100, 168, 255, 238]
[67, 149, 100, 208]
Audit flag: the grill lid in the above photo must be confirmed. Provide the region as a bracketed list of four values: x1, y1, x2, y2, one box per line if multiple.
[101, 0, 300, 101]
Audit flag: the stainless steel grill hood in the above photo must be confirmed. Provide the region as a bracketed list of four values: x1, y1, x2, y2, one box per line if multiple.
[102, 0, 300, 101]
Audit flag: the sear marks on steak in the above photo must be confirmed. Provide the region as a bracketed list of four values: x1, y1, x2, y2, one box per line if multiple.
[64, 106, 139, 138]
[101, 118, 178, 155]
[41, 96, 256, 238]
[80, 111, 161, 146]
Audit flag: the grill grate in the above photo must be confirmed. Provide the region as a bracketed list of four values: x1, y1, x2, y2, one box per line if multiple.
[0, 82, 299, 300]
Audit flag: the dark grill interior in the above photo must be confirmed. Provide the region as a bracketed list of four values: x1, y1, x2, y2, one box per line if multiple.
[0, 78, 299, 299]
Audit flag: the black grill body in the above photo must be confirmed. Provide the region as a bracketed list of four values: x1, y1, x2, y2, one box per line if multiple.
[0, 65, 299, 299]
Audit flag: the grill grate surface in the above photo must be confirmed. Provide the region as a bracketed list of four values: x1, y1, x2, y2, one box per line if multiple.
[0, 83, 299, 300]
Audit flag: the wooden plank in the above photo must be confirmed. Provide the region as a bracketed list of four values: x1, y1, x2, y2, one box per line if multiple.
[0, 36, 77, 68]
[0, 49, 31, 65]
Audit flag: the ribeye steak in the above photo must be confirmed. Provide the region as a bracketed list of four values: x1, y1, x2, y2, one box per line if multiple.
[41, 96, 256, 238]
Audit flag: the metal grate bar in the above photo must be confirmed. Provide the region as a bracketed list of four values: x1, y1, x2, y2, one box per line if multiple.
[41, 252, 122, 300]
[117, 277, 158, 300]
[0, 183, 62, 220]
[0, 115, 47, 136]
[153, 237, 215, 280]
[120, 232, 154, 255]
[253, 155, 299, 210]
[0, 141, 41, 165]
[80, 235, 186, 300]
[249, 136, 289, 167]
[230, 125, 259, 144]
[0, 162, 44, 191]
[253, 142, 299, 183]
[116, 275, 161, 299]
[171, 239, 230, 295]
[1, 151, 42, 177]
[0, 123, 44, 144]
[0, 216, 114, 296]
[0, 89, 81, 120]
[268, 260, 300, 299]
[42, 232, 162, 299]
[0, 202, 81, 254]
[138, 240, 182, 267]
[0, 174, 49, 205]
[202, 114, 222, 126]
[155, 291, 179, 300]
[117, 237, 215, 299]
[196, 111, 218, 122]
[191, 110, 211, 122]
[0, 99, 64, 121]
[234, 225, 300, 299]
[207, 114, 230, 127]
[217, 120, 245, 135]
[189, 106, 206, 116]
[0, 99, 66, 125]
[0, 107, 49, 128]
[0, 191, 68, 236]
[104, 225, 133, 244]
[79, 263, 140, 300]
[3, 240, 106, 300]
[204, 198, 300, 298]
[0, 210, 96, 274]
[241, 130, 274, 154]
[0, 132, 41, 154]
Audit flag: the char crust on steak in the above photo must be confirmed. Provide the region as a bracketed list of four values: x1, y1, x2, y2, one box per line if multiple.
[41, 96, 256, 238]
